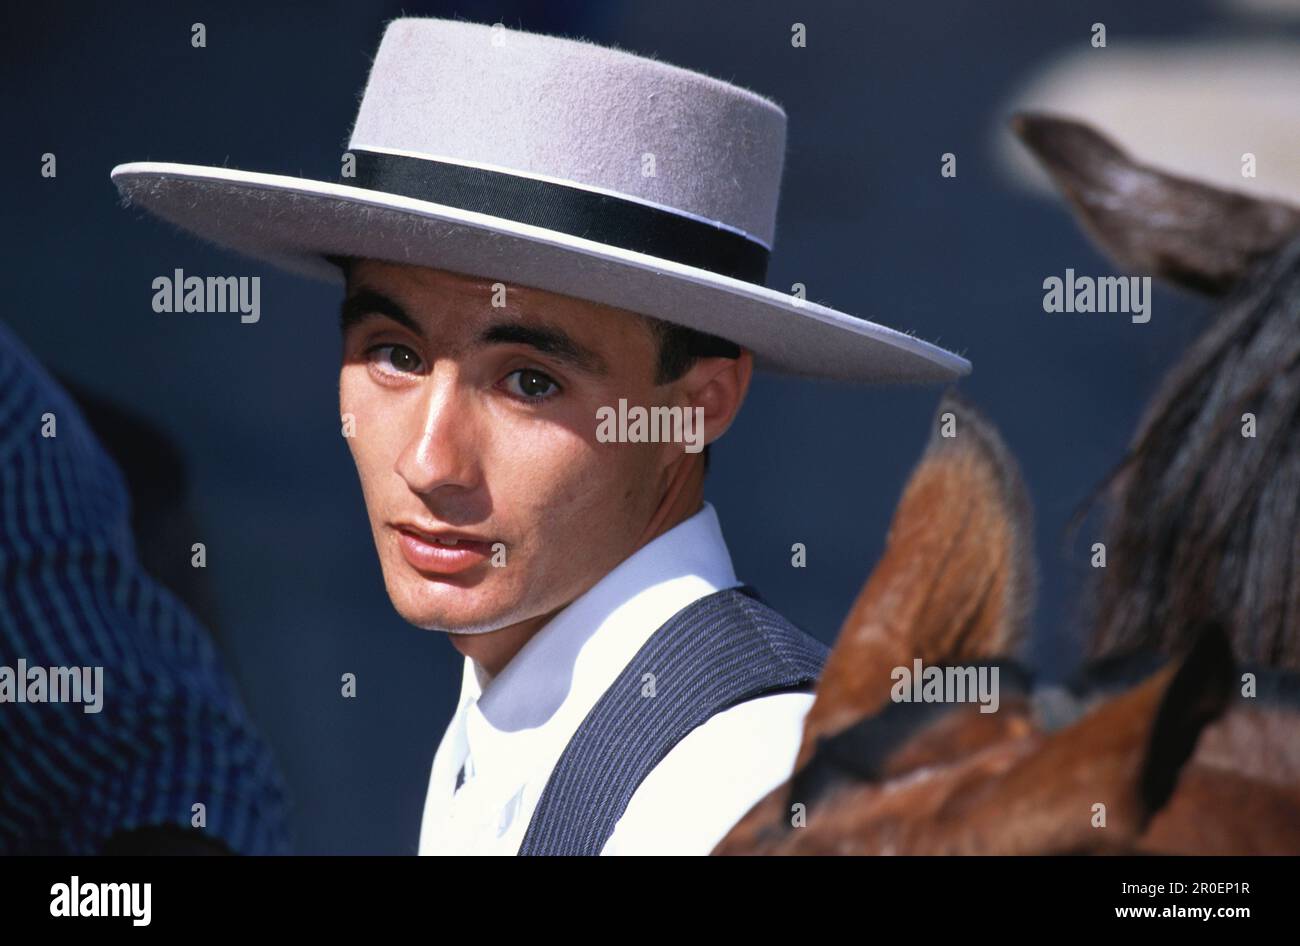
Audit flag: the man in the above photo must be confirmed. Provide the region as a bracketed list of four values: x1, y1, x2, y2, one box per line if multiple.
[112, 17, 968, 854]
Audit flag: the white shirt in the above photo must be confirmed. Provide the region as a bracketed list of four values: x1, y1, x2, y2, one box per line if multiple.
[417, 502, 814, 855]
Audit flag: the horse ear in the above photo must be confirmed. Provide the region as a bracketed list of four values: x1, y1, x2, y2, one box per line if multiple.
[1011, 112, 1300, 296]
[797, 390, 1035, 754]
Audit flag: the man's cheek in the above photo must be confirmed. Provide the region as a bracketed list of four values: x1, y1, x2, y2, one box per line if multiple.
[535, 447, 607, 524]
[339, 378, 368, 464]
[345, 393, 399, 475]
[499, 465, 585, 567]
[346, 422, 405, 536]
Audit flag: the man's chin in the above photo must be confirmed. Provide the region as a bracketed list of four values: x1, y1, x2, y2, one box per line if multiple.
[387, 586, 532, 636]
[380, 565, 499, 629]
[382, 563, 571, 636]
[388, 600, 511, 635]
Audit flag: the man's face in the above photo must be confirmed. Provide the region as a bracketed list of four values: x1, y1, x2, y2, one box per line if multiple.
[339, 260, 693, 634]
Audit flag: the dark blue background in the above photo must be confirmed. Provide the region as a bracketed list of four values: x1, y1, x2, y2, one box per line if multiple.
[4, 0, 1284, 853]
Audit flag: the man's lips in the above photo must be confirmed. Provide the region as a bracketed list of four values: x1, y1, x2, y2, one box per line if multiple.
[391, 523, 496, 576]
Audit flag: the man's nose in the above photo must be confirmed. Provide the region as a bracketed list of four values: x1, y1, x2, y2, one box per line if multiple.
[394, 367, 481, 495]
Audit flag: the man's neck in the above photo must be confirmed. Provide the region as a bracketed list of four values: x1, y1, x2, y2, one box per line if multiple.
[451, 457, 707, 680]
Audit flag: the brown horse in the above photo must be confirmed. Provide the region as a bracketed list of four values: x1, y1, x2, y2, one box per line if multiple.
[714, 115, 1300, 856]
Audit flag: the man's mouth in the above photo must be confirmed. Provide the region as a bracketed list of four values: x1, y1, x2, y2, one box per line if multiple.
[391, 523, 496, 576]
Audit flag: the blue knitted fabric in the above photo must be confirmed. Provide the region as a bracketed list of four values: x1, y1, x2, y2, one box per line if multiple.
[0, 320, 291, 854]
[518, 586, 827, 855]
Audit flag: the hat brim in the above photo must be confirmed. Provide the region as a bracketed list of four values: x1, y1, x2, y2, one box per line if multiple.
[110, 162, 970, 384]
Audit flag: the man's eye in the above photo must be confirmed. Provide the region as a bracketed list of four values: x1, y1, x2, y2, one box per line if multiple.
[502, 368, 560, 400]
[367, 344, 423, 375]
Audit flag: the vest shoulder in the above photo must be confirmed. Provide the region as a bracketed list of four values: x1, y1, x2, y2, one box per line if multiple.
[710, 588, 831, 672]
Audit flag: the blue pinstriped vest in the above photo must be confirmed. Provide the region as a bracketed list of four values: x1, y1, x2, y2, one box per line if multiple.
[516, 585, 828, 855]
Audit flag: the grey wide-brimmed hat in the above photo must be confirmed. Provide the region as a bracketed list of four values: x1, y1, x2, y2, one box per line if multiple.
[111, 17, 969, 383]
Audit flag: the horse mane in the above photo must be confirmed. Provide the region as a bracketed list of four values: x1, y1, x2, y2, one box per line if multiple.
[1082, 235, 1300, 669]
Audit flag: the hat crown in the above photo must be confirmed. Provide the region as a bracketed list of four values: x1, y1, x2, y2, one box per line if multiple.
[348, 18, 787, 247]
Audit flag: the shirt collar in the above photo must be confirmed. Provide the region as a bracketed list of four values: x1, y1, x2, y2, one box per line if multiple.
[457, 500, 740, 783]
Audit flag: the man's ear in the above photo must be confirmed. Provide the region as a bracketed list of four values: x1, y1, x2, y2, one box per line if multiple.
[679, 349, 753, 447]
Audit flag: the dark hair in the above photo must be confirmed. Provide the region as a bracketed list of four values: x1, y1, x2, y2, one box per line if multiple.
[642, 316, 742, 385]
[641, 317, 741, 473]
[1081, 235, 1300, 671]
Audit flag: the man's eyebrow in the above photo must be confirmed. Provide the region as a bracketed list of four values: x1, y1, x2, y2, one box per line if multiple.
[478, 322, 608, 376]
[339, 288, 422, 335]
